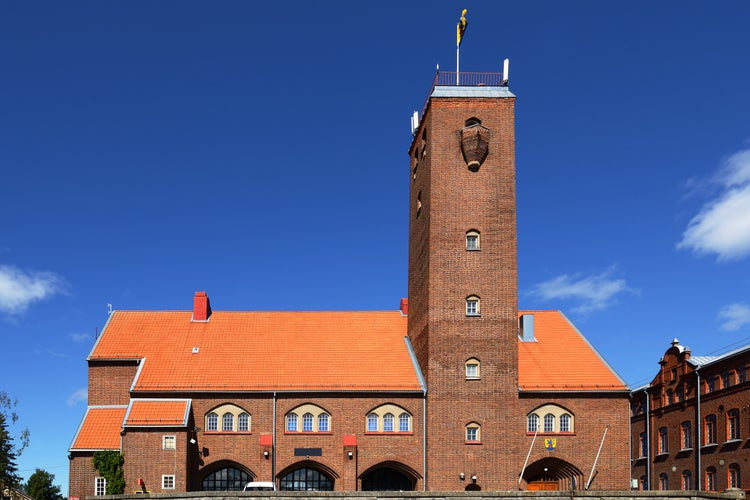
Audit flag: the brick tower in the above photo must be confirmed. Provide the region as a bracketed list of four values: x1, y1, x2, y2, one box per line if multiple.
[407, 70, 520, 491]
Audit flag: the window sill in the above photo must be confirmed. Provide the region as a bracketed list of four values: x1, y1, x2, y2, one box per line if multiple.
[701, 443, 718, 449]
[725, 439, 742, 444]
[465, 314, 482, 318]
[679, 447, 694, 452]
[656, 452, 669, 457]
[464, 441, 482, 445]
[364, 431, 414, 436]
[465, 377, 481, 381]
[204, 431, 252, 435]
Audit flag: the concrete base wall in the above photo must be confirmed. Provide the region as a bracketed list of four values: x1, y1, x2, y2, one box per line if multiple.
[90, 489, 746, 500]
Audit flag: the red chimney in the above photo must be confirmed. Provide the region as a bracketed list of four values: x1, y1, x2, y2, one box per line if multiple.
[399, 298, 408, 316]
[193, 291, 211, 321]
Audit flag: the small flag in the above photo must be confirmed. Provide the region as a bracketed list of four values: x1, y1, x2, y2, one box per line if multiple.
[456, 9, 467, 47]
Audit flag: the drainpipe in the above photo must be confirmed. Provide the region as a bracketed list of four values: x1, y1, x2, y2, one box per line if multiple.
[696, 370, 701, 491]
[272, 392, 277, 485]
[644, 387, 650, 490]
[422, 393, 427, 491]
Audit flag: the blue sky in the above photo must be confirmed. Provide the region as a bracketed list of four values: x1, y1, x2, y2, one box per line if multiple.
[2, 1, 750, 494]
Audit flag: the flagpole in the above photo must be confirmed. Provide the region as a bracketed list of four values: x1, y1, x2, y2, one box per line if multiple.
[456, 43, 459, 86]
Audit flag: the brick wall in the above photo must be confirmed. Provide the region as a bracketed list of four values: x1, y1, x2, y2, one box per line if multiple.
[89, 361, 139, 406]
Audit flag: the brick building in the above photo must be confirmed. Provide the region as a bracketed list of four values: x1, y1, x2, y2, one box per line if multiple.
[68, 67, 631, 497]
[631, 339, 750, 493]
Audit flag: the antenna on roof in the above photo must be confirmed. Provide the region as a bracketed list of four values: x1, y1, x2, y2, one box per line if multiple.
[107, 303, 113, 314]
[502, 58, 509, 86]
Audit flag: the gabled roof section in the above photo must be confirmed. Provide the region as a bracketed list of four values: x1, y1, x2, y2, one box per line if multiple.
[124, 399, 191, 427]
[90, 310, 420, 392]
[518, 310, 628, 392]
[69, 406, 126, 451]
[688, 343, 750, 369]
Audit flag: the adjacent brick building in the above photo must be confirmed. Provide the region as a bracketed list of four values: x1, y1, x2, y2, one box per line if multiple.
[68, 68, 631, 498]
[631, 339, 750, 493]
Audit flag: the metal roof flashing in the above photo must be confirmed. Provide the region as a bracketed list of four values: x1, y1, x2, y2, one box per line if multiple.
[431, 85, 515, 99]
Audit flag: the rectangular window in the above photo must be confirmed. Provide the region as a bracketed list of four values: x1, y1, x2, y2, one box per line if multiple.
[95, 477, 107, 496]
[163, 435, 176, 450]
[728, 410, 740, 440]
[658, 427, 668, 454]
[639, 432, 647, 457]
[162, 475, 175, 490]
[466, 235, 478, 250]
[706, 377, 715, 393]
[722, 371, 731, 388]
[466, 363, 478, 378]
[705, 415, 717, 444]
[681, 421, 692, 449]
[466, 427, 478, 442]
[740, 365, 746, 383]
[466, 299, 479, 316]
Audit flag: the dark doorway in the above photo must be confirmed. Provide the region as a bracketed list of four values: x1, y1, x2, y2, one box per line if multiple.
[361, 467, 414, 491]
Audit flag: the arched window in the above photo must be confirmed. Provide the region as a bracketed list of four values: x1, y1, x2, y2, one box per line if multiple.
[639, 475, 648, 490]
[205, 404, 250, 434]
[659, 473, 668, 490]
[543, 413, 555, 433]
[383, 413, 394, 432]
[207, 412, 218, 432]
[465, 117, 482, 127]
[465, 422, 481, 443]
[465, 358, 480, 379]
[367, 404, 411, 434]
[399, 413, 410, 432]
[302, 413, 314, 432]
[286, 412, 298, 432]
[559, 413, 571, 433]
[222, 412, 234, 431]
[201, 466, 250, 491]
[285, 404, 330, 433]
[706, 467, 717, 491]
[681, 470, 692, 490]
[367, 413, 378, 432]
[466, 230, 480, 251]
[279, 467, 333, 491]
[729, 463, 741, 489]
[527, 414, 539, 433]
[238, 412, 250, 432]
[466, 295, 480, 316]
[681, 421, 692, 449]
[318, 413, 329, 432]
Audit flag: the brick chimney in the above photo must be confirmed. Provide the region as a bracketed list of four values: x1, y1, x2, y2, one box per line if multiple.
[399, 298, 408, 316]
[192, 291, 211, 322]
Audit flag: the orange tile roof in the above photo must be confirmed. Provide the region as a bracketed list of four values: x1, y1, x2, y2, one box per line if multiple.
[70, 406, 126, 451]
[90, 310, 420, 392]
[517, 310, 627, 391]
[124, 399, 191, 427]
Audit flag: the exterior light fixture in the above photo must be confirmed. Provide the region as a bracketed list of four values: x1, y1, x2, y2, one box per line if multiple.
[459, 473, 465, 480]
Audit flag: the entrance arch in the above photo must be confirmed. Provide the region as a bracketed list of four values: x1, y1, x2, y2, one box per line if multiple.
[522, 457, 583, 491]
[199, 460, 254, 491]
[361, 461, 419, 491]
[277, 461, 337, 491]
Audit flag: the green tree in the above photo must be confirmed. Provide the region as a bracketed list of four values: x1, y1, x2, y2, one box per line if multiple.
[92, 451, 125, 495]
[0, 392, 30, 488]
[24, 469, 63, 500]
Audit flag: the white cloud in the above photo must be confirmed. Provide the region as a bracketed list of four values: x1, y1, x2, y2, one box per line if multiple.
[719, 303, 750, 332]
[70, 332, 92, 343]
[0, 264, 67, 315]
[66, 388, 88, 407]
[678, 148, 750, 261]
[528, 266, 635, 314]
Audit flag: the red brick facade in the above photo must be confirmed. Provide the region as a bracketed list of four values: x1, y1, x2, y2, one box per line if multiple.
[68, 73, 630, 498]
[631, 340, 750, 493]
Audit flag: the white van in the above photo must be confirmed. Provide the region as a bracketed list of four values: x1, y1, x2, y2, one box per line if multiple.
[242, 481, 276, 491]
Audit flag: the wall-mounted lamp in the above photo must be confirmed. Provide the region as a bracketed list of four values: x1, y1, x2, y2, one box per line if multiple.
[459, 473, 465, 481]
[263, 451, 269, 459]
[189, 438, 197, 445]
[348, 451, 354, 459]
[471, 475, 477, 483]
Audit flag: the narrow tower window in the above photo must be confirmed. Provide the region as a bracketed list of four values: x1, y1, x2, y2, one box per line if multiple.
[465, 295, 480, 316]
[466, 230, 480, 251]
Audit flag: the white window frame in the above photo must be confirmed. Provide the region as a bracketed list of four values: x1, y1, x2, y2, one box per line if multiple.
[238, 412, 250, 432]
[466, 230, 480, 251]
[207, 412, 218, 431]
[318, 413, 329, 432]
[466, 296, 480, 316]
[527, 414, 539, 433]
[286, 412, 298, 432]
[465, 423, 480, 442]
[399, 413, 410, 432]
[367, 413, 378, 432]
[383, 413, 394, 432]
[543, 413, 555, 433]
[222, 412, 234, 431]
[163, 435, 176, 450]
[95, 477, 107, 496]
[302, 412, 314, 432]
[162, 475, 175, 490]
